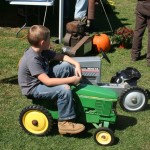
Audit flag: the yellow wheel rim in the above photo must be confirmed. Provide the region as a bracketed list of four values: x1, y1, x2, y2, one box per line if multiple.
[22, 110, 49, 134]
[96, 131, 112, 145]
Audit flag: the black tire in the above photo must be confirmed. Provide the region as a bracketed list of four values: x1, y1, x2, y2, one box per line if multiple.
[94, 127, 114, 146]
[119, 87, 148, 112]
[19, 105, 53, 136]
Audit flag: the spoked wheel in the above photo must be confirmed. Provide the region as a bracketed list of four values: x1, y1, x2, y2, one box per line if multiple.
[94, 127, 114, 146]
[119, 87, 148, 112]
[19, 105, 53, 136]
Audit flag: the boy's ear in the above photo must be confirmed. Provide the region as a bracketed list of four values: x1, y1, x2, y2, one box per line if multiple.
[40, 40, 45, 46]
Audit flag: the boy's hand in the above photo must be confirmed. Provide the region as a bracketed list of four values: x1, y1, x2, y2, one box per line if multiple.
[75, 63, 82, 77]
[72, 76, 81, 85]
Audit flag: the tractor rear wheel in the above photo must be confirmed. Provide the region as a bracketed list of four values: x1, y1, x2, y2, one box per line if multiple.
[119, 87, 148, 112]
[19, 105, 52, 136]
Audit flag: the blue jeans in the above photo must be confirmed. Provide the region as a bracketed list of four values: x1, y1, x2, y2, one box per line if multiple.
[74, 0, 88, 19]
[31, 62, 76, 121]
[64, 0, 88, 20]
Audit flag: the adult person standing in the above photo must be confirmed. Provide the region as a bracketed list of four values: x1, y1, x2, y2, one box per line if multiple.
[131, 0, 150, 67]
[64, 0, 88, 21]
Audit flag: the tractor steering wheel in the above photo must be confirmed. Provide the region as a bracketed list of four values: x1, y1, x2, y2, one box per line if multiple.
[100, 48, 111, 63]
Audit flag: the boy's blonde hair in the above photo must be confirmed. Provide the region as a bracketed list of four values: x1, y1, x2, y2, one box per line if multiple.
[27, 25, 50, 46]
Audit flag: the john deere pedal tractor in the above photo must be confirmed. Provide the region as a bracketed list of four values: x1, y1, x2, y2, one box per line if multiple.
[19, 84, 118, 146]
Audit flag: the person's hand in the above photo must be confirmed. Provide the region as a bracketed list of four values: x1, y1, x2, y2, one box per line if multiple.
[75, 63, 82, 77]
[72, 76, 81, 85]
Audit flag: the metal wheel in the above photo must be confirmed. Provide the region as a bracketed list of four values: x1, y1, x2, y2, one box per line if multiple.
[94, 127, 114, 146]
[19, 105, 52, 136]
[119, 87, 148, 112]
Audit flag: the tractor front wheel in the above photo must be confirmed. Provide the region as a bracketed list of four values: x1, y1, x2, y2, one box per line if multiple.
[19, 105, 52, 136]
[94, 127, 114, 146]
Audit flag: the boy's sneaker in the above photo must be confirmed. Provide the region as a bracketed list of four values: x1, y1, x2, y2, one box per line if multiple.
[58, 121, 85, 134]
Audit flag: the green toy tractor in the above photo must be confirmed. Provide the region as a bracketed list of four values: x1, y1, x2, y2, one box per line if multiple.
[19, 84, 118, 146]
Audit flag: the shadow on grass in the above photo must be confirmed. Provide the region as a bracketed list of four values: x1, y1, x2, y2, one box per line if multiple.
[46, 115, 137, 142]
[145, 103, 150, 111]
[44, 115, 137, 146]
[115, 115, 137, 131]
[111, 115, 137, 145]
[138, 53, 147, 61]
[0, 75, 18, 84]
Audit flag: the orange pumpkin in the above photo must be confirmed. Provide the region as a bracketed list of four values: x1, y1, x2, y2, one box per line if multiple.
[93, 34, 111, 52]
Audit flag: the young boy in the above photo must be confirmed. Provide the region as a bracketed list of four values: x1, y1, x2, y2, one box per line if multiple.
[18, 25, 85, 134]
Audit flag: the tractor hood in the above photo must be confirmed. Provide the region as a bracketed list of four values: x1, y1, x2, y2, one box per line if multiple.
[72, 84, 118, 101]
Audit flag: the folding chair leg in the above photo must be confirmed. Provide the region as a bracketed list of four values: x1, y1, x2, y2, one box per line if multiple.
[16, 6, 29, 38]
[43, 6, 48, 26]
[16, 23, 26, 37]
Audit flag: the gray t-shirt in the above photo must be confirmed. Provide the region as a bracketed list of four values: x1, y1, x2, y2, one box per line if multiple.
[18, 47, 56, 96]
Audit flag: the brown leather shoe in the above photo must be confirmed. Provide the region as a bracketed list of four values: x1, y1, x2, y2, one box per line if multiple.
[58, 121, 85, 134]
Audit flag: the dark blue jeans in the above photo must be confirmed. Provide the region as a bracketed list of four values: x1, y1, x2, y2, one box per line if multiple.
[31, 62, 76, 121]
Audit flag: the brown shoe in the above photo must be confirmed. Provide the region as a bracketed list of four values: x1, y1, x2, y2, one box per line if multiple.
[58, 121, 85, 134]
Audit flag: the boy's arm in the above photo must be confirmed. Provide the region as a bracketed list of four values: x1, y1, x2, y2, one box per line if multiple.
[37, 54, 82, 86]
[54, 54, 82, 77]
[37, 73, 80, 86]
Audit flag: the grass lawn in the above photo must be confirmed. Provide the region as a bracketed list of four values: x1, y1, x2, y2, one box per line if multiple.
[0, 0, 150, 150]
